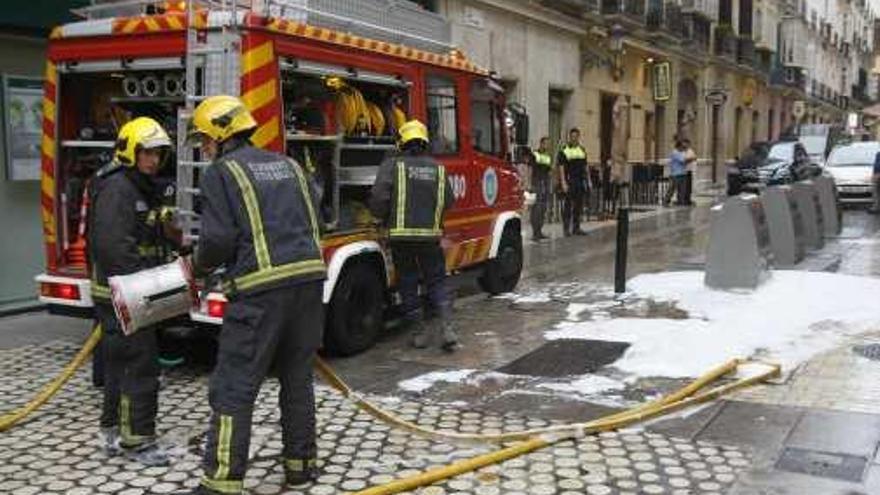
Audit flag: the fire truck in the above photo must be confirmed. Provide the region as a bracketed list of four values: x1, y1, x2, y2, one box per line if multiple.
[34, 0, 524, 355]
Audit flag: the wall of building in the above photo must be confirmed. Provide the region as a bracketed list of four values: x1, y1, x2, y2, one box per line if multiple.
[0, 34, 47, 310]
[439, 0, 584, 148]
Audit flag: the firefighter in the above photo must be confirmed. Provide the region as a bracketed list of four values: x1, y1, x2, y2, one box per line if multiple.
[558, 128, 590, 236]
[529, 136, 553, 241]
[369, 120, 457, 351]
[185, 96, 326, 494]
[88, 116, 173, 466]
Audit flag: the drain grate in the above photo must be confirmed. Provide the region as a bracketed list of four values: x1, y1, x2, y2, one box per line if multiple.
[496, 339, 629, 377]
[775, 447, 867, 482]
[853, 344, 880, 361]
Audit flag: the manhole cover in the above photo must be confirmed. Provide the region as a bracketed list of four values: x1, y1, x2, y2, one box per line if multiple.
[496, 339, 629, 377]
[775, 447, 867, 482]
[853, 344, 880, 361]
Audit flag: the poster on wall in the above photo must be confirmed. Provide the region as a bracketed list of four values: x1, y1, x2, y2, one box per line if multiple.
[652, 62, 672, 102]
[3, 75, 44, 181]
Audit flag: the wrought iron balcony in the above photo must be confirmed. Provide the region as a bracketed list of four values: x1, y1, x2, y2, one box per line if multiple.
[737, 36, 755, 66]
[602, 0, 646, 23]
[714, 26, 737, 59]
[646, 0, 684, 39]
[770, 63, 805, 91]
[538, 0, 599, 16]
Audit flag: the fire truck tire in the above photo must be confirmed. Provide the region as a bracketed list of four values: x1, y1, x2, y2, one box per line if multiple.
[479, 225, 523, 295]
[324, 259, 386, 356]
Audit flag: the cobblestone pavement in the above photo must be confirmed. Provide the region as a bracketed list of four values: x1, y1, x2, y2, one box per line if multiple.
[0, 340, 750, 495]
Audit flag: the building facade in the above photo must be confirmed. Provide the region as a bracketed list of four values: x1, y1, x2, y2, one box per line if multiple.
[431, 0, 876, 189]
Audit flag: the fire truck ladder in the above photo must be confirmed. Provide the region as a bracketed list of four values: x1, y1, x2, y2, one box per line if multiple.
[176, 0, 244, 246]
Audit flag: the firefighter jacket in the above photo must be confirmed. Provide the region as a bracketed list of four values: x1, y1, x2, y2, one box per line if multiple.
[87, 166, 168, 302]
[369, 153, 454, 243]
[195, 143, 326, 297]
[558, 144, 589, 189]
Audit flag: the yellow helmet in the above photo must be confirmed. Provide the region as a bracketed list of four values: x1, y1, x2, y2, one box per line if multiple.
[188, 95, 257, 144]
[398, 119, 429, 146]
[115, 116, 172, 166]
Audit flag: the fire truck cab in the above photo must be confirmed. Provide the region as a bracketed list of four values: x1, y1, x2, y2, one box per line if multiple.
[35, 0, 524, 355]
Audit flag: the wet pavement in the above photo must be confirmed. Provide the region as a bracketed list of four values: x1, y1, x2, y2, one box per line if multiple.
[3, 202, 880, 494]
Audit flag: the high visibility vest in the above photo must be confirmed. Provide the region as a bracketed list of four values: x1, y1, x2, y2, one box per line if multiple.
[533, 151, 552, 169]
[390, 159, 447, 240]
[561, 145, 586, 161]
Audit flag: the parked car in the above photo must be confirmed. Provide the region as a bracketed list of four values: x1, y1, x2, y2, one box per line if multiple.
[757, 141, 816, 186]
[796, 123, 846, 167]
[824, 141, 879, 204]
[728, 142, 770, 194]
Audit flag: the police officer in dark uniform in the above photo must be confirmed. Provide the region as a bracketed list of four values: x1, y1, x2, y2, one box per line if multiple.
[185, 96, 326, 494]
[88, 116, 173, 466]
[369, 120, 456, 351]
[529, 136, 553, 241]
[558, 128, 590, 236]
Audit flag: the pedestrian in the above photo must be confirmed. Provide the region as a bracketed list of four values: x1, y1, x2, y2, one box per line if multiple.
[870, 150, 880, 214]
[87, 117, 174, 466]
[558, 128, 590, 236]
[369, 120, 457, 351]
[185, 95, 327, 494]
[664, 140, 689, 206]
[683, 139, 697, 205]
[529, 136, 553, 241]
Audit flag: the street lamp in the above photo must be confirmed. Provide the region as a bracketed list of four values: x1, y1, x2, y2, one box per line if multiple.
[610, 23, 626, 82]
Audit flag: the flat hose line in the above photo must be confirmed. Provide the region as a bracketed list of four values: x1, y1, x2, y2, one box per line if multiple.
[0, 323, 780, 495]
[0, 324, 103, 432]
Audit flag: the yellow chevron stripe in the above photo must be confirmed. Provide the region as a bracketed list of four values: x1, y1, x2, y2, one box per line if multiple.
[43, 98, 55, 124]
[45, 62, 56, 85]
[241, 79, 276, 113]
[42, 135, 55, 160]
[166, 15, 183, 30]
[41, 174, 54, 199]
[121, 19, 140, 34]
[250, 116, 280, 148]
[144, 17, 161, 31]
[42, 206, 56, 242]
[242, 41, 274, 73]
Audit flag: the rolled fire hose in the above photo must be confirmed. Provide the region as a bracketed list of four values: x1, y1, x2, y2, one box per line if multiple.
[0, 324, 102, 432]
[345, 360, 781, 495]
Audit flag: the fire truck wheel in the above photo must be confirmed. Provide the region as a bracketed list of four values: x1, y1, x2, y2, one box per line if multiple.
[324, 259, 386, 356]
[479, 226, 523, 295]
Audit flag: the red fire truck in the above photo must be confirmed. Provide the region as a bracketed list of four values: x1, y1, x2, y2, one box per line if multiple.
[35, 0, 524, 355]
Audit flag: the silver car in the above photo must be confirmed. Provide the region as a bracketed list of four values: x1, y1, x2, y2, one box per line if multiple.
[824, 141, 879, 204]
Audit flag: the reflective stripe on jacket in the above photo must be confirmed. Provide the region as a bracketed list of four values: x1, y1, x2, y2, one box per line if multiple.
[196, 144, 326, 297]
[369, 154, 454, 242]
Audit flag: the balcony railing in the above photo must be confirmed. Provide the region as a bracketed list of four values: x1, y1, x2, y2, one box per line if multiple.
[714, 27, 737, 59]
[770, 63, 806, 91]
[538, 0, 599, 16]
[737, 36, 756, 66]
[646, 0, 684, 37]
[602, 0, 646, 21]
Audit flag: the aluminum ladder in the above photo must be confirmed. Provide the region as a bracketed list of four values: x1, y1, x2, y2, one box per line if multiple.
[175, 0, 243, 246]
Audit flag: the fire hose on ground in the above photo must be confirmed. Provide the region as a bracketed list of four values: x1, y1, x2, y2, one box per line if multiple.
[0, 322, 780, 495]
[0, 324, 103, 432]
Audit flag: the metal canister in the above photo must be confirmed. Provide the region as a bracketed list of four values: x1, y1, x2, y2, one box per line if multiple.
[109, 257, 197, 335]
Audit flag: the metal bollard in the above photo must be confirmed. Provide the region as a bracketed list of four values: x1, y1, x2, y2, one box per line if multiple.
[615, 208, 629, 294]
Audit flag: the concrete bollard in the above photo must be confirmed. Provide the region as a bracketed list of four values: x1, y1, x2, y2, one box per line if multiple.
[705, 194, 772, 289]
[760, 186, 806, 268]
[790, 181, 825, 251]
[812, 175, 842, 236]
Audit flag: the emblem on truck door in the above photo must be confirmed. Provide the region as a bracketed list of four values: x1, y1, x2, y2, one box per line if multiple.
[482, 167, 498, 206]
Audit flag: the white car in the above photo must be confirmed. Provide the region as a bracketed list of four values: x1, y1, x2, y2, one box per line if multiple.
[824, 141, 879, 204]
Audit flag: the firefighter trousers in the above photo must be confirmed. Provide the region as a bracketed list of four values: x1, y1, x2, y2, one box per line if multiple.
[94, 303, 160, 446]
[200, 282, 324, 494]
[530, 174, 550, 237]
[391, 241, 451, 323]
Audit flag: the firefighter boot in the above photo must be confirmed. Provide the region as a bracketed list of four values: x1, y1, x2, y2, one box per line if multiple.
[411, 320, 430, 349]
[440, 319, 459, 353]
[100, 426, 122, 457]
[285, 458, 320, 487]
[124, 441, 170, 467]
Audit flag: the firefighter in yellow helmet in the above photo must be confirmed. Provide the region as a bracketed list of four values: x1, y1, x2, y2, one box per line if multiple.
[185, 96, 326, 494]
[369, 120, 457, 351]
[87, 116, 174, 466]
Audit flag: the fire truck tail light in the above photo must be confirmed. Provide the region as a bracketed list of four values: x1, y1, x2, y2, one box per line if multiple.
[207, 298, 227, 319]
[42, 282, 81, 301]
